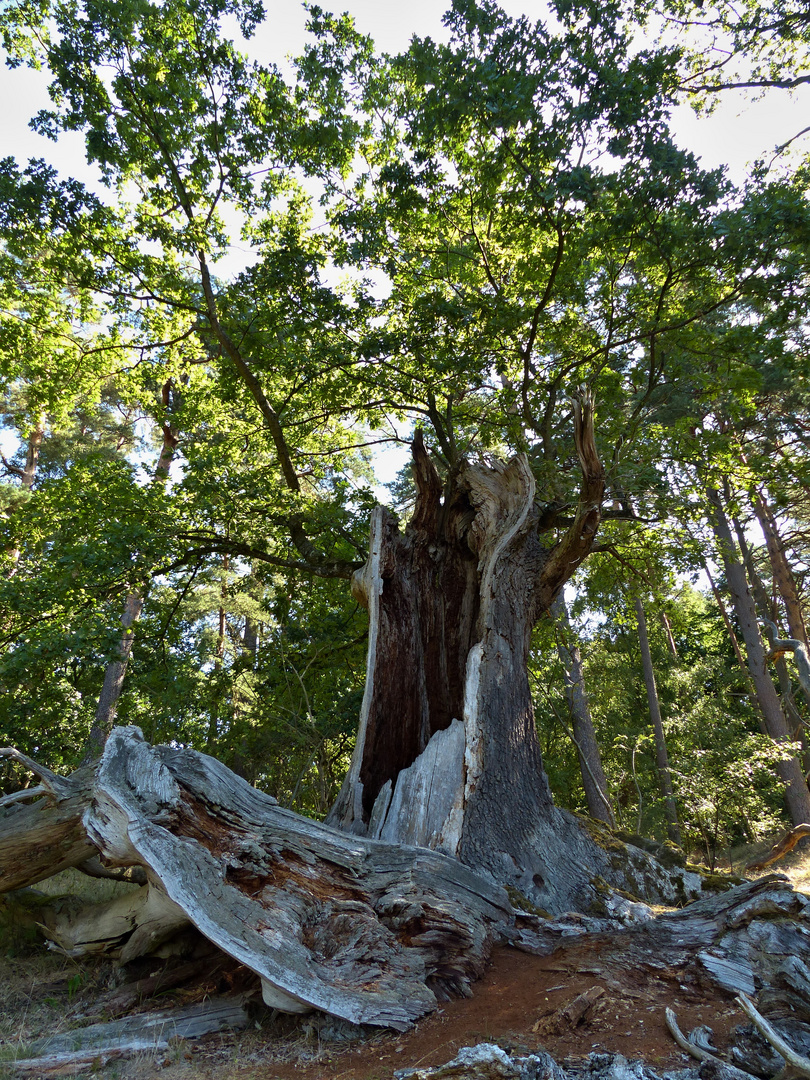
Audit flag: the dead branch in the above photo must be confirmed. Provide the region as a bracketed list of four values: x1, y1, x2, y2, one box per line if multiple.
[736, 992, 810, 1078]
[746, 824, 810, 872]
[665, 1008, 757, 1079]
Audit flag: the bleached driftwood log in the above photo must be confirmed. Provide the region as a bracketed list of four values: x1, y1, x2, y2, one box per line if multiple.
[9, 997, 250, 1076]
[1, 727, 511, 1029]
[6, 727, 810, 1053]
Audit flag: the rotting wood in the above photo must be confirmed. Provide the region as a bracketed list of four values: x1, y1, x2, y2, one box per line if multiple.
[97, 954, 227, 1016]
[532, 985, 604, 1035]
[6, 732, 810, 1044]
[3, 726, 512, 1030]
[8, 996, 250, 1075]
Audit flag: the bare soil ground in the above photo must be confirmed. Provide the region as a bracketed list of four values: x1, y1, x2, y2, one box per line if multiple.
[2, 838, 807, 1080]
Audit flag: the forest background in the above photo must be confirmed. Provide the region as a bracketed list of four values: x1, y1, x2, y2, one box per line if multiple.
[2, 0, 810, 872]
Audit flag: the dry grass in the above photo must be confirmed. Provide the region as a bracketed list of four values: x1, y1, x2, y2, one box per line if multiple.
[729, 831, 810, 893]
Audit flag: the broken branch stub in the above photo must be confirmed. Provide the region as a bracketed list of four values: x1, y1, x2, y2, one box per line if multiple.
[44, 727, 513, 1029]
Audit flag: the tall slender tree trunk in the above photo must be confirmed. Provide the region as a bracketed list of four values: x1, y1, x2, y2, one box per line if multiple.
[550, 591, 615, 826]
[706, 486, 810, 825]
[732, 515, 810, 775]
[83, 590, 145, 760]
[634, 598, 681, 846]
[83, 382, 180, 758]
[6, 416, 45, 575]
[207, 554, 230, 749]
[751, 489, 808, 645]
[660, 611, 678, 658]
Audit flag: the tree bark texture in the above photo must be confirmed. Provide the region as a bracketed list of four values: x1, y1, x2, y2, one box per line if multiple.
[550, 592, 615, 827]
[325, 432, 702, 911]
[326, 430, 616, 909]
[634, 598, 682, 846]
[752, 489, 808, 646]
[2, 728, 514, 1028]
[706, 487, 810, 825]
[8, 729, 810, 1041]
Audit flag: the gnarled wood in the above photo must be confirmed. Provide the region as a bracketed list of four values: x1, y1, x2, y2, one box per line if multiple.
[328, 433, 636, 913]
[0, 755, 97, 892]
[3, 727, 512, 1030]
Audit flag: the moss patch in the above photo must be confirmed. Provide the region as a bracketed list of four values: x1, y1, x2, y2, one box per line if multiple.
[504, 887, 552, 919]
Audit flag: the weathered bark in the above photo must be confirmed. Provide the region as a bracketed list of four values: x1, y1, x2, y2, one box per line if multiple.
[0, 749, 96, 890]
[634, 598, 682, 846]
[9, 998, 251, 1075]
[706, 487, 810, 825]
[9, 727, 810, 1056]
[2, 727, 512, 1028]
[550, 591, 615, 827]
[752, 488, 808, 646]
[327, 418, 619, 910]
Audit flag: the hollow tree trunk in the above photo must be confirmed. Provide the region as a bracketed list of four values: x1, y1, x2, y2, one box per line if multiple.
[327, 415, 645, 912]
[706, 486, 810, 825]
[550, 591, 616, 827]
[634, 598, 682, 846]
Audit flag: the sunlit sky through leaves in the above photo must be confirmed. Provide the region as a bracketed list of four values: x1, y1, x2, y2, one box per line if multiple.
[1, 0, 808, 485]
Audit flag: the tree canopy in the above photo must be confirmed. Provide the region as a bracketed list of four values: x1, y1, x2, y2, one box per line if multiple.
[2, 0, 810, 856]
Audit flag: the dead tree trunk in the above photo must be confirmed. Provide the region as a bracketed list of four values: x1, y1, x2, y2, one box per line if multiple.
[634, 598, 682, 846]
[706, 486, 810, 825]
[327, 404, 619, 911]
[550, 591, 616, 827]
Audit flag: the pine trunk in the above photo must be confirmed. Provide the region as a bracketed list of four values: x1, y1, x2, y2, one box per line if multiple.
[752, 490, 808, 646]
[550, 592, 615, 826]
[634, 598, 682, 846]
[706, 487, 810, 826]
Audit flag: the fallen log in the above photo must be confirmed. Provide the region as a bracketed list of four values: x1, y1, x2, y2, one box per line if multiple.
[5, 726, 810, 1052]
[1, 727, 512, 1029]
[8, 996, 250, 1076]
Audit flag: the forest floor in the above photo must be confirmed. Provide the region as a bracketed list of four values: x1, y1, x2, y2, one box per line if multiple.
[1, 838, 807, 1080]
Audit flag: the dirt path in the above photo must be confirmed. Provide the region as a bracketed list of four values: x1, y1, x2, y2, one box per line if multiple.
[4, 840, 808, 1079]
[0, 941, 745, 1079]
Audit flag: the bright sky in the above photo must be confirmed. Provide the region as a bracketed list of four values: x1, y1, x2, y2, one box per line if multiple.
[0, 0, 807, 481]
[2, 0, 808, 188]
